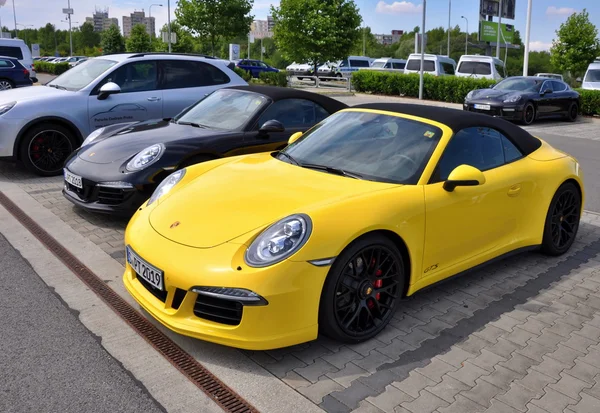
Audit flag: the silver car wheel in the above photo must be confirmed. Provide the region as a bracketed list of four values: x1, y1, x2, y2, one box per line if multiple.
[0, 80, 13, 90]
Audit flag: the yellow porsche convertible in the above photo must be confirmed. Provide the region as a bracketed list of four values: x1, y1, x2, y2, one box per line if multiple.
[123, 103, 584, 350]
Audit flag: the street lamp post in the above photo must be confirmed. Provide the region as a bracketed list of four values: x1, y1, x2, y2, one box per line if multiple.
[149, 4, 163, 38]
[66, 0, 73, 56]
[16, 23, 32, 46]
[167, 0, 172, 53]
[419, 0, 427, 100]
[461, 16, 468, 55]
[496, 0, 503, 59]
[523, 0, 533, 76]
[11, 0, 17, 37]
[447, 0, 451, 57]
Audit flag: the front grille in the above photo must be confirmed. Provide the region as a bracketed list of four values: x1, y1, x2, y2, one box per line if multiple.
[97, 186, 127, 205]
[65, 181, 94, 201]
[136, 274, 168, 302]
[467, 106, 503, 116]
[193, 295, 243, 326]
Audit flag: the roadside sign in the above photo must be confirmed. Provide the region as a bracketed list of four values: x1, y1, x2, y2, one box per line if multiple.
[480, 0, 515, 20]
[249, 34, 255, 44]
[479, 21, 514, 44]
[229, 44, 240, 60]
[161, 32, 177, 44]
[31, 44, 40, 57]
[62, 8, 74, 14]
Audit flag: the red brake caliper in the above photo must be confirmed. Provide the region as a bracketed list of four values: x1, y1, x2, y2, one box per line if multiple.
[32, 138, 44, 160]
[367, 259, 383, 309]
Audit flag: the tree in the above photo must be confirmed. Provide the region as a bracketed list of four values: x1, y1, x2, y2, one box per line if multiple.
[271, 0, 362, 73]
[550, 9, 600, 77]
[101, 24, 125, 55]
[176, 0, 253, 55]
[154, 21, 195, 53]
[126, 24, 152, 53]
[77, 22, 101, 50]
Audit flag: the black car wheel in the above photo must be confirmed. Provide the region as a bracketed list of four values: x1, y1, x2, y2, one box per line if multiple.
[566, 102, 578, 122]
[319, 234, 404, 343]
[0, 79, 14, 90]
[541, 182, 581, 256]
[20, 123, 77, 176]
[522, 102, 536, 125]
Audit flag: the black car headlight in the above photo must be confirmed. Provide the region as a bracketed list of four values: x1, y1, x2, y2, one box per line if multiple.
[126, 144, 165, 172]
[503, 95, 522, 103]
[245, 214, 312, 267]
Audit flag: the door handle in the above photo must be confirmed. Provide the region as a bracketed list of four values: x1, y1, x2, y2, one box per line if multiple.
[507, 184, 522, 197]
[147, 97, 161, 102]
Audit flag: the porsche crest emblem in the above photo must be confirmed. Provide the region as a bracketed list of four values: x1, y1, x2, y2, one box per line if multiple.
[170, 221, 180, 229]
[89, 152, 96, 157]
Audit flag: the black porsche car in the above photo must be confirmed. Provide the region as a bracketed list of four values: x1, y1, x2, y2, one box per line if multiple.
[62, 85, 347, 215]
[463, 76, 580, 125]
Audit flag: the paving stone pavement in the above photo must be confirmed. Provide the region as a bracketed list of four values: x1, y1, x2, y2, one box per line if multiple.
[1, 161, 600, 413]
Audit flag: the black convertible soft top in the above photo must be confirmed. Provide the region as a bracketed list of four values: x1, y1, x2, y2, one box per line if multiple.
[227, 85, 348, 114]
[352, 103, 542, 156]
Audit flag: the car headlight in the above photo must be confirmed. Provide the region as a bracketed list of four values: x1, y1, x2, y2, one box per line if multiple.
[465, 91, 475, 100]
[503, 95, 522, 103]
[245, 214, 312, 267]
[0, 101, 16, 116]
[126, 143, 165, 172]
[147, 169, 185, 206]
[82, 127, 105, 147]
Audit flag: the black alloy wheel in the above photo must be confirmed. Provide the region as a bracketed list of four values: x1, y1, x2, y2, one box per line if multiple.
[522, 102, 535, 125]
[320, 234, 404, 342]
[541, 182, 581, 256]
[567, 102, 578, 122]
[20, 123, 76, 176]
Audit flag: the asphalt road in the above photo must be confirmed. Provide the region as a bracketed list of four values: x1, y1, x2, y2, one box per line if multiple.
[0, 234, 164, 413]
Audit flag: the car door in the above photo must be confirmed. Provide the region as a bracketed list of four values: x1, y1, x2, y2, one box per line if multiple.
[243, 98, 331, 153]
[159, 59, 231, 118]
[537, 80, 558, 116]
[422, 126, 531, 282]
[551, 80, 570, 113]
[87, 60, 163, 130]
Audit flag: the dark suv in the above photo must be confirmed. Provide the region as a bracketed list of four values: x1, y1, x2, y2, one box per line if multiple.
[0, 56, 32, 90]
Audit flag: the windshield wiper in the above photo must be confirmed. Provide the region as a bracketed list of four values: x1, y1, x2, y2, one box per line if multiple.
[300, 163, 363, 179]
[177, 121, 207, 128]
[47, 84, 68, 90]
[278, 151, 299, 165]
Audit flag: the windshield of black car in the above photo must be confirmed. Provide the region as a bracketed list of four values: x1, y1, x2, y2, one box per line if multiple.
[47, 59, 118, 91]
[279, 111, 443, 184]
[493, 78, 543, 92]
[457, 61, 492, 75]
[175, 89, 268, 130]
[585, 69, 600, 82]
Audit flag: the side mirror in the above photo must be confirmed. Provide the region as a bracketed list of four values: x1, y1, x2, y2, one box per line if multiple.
[443, 165, 486, 192]
[576, 77, 582, 83]
[288, 131, 303, 145]
[97, 82, 121, 100]
[259, 119, 285, 134]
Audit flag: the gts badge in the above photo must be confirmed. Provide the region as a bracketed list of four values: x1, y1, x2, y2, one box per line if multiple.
[424, 264, 439, 274]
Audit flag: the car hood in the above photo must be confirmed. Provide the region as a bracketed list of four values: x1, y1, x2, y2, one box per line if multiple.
[149, 154, 395, 248]
[468, 88, 523, 101]
[0, 85, 69, 105]
[78, 120, 228, 164]
[583, 82, 600, 90]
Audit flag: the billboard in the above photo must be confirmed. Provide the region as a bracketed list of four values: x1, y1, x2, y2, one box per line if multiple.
[479, 21, 515, 44]
[480, 0, 516, 20]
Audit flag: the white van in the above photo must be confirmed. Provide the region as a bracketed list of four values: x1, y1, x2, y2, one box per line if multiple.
[368, 57, 407, 71]
[456, 55, 505, 80]
[0, 38, 37, 82]
[338, 56, 372, 77]
[582, 59, 600, 90]
[404, 54, 456, 76]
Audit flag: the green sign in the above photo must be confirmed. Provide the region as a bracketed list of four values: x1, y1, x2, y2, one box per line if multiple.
[479, 21, 515, 44]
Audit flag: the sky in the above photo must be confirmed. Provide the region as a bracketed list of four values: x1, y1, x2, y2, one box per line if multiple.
[0, 0, 598, 52]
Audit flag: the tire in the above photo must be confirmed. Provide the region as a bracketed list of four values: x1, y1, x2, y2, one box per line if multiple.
[521, 102, 536, 125]
[179, 154, 215, 169]
[19, 122, 77, 176]
[566, 102, 578, 122]
[0, 79, 14, 90]
[541, 182, 581, 256]
[319, 234, 405, 343]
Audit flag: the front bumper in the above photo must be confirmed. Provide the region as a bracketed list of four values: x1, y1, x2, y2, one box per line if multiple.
[463, 102, 524, 121]
[289, 70, 313, 77]
[122, 209, 328, 350]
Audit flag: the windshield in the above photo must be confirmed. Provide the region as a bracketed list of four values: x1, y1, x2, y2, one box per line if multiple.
[406, 59, 435, 72]
[585, 69, 600, 82]
[279, 111, 443, 184]
[371, 61, 387, 68]
[457, 61, 492, 75]
[47, 59, 117, 91]
[175, 89, 268, 130]
[494, 77, 543, 92]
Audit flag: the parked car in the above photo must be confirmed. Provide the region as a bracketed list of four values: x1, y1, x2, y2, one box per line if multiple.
[0, 38, 37, 82]
[287, 62, 319, 80]
[66, 56, 87, 67]
[235, 59, 279, 78]
[456, 55, 505, 80]
[404, 54, 456, 76]
[122, 102, 583, 349]
[62, 86, 347, 215]
[535, 73, 563, 81]
[0, 56, 33, 90]
[582, 59, 600, 90]
[74, 58, 89, 67]
[338, 56, 372, 78]
[464, 76, 580, 125]
[368, 57, 407, 71]
[316, 61, 341, 78]
[0, 52, 247, 176]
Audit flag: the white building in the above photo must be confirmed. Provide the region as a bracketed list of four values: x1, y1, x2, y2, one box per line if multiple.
[123, 10, 155, 37]
[85, 8, 119, 32]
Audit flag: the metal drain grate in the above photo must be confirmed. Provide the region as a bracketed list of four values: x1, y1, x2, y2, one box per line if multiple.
[0, 192, 258, 413]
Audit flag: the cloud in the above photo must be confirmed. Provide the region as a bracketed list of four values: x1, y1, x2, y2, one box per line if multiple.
[375, 1, 422, 15]
[546, 6, 577, 16]
[529, 41, 552, 51]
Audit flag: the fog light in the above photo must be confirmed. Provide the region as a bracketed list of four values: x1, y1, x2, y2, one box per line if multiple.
[191, 286, 268, 305]
[97, 181, 135, 189]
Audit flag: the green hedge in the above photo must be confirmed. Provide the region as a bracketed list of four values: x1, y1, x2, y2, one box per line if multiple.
[258, 70, 288, 87]
[575, 89, 600, 116]
[34, 61, 70, 75]
[233, 66, 252, 82]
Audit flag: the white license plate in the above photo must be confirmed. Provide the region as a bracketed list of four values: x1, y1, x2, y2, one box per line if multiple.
[474, 104, 491, 110]
[64, 169, 83, 189]
[127, 246, 164, 291]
